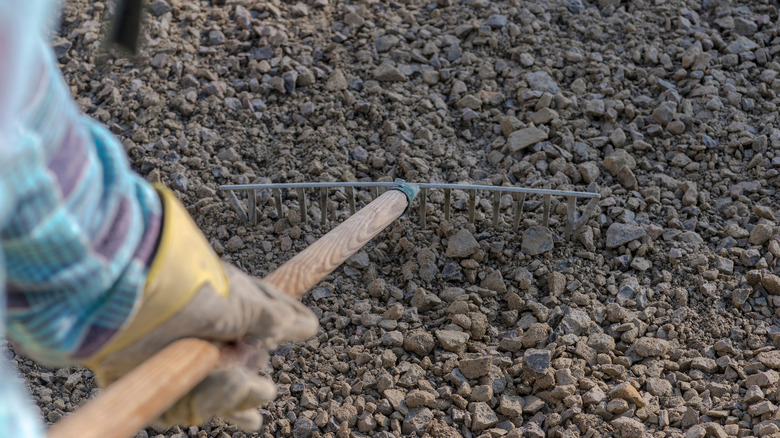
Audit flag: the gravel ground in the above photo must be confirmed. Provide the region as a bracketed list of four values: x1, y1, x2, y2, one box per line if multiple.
[8, 0, 780, 437]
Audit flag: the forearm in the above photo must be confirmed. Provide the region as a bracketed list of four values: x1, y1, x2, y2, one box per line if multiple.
[0, 1, 164, 435]
[3, 39, 163, 364]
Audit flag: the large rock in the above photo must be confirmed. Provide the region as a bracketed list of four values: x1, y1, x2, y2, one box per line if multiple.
[497, 395, 524, 417]
[410, 288, 441, 311]
[645, 377, 673, 397]
[603, 149, 637, 175]
[373, 63, 407, 82]
[435, 330, 469, 352]
[405, 390, 435, 408]
[560, 309, 593, 336]
[611, 417, 645, 438]
[523, 349, 551, 374]
[762, 274, 780, 295]
[446, 229, 480, 258]
[507, 127, 548, 152]
[325, 69, 348, 91]
[606, 223, 646, 248]
[403, 330, 435, 356]
[468, 402, 498, 431]
[459, 356, 492, 379]
[632, 337, 670, 357]
[402, 408, 433, 435]
[726, 36, 758, 54]
[525, 71, 559, 93]
[522, 226, 554, 255]
[609, 382, 646, 407]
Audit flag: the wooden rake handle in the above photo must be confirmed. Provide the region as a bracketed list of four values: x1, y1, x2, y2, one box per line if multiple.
[48, 188, 412, 438]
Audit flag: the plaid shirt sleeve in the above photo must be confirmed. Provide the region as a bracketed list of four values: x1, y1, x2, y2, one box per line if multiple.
[1, 1, 162, 435]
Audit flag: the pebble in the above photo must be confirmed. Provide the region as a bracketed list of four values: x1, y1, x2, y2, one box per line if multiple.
[373, 63, 407, 82]
[606, 223, 647, 248]
[521, 226, 554, 255]
[523, 349, 551, 374]
[403, 330, 435, 356]
[410, 288, 441, 311]
[609, 382, 646, 407]
[405, 390, 435, 408]
[525, 71, 559, 94]
[435, 330, 469, 352]
[749, 223, 773, 245]
[402, 408, 433, 435]
[459, 356, 492, 380]
[325, 69, 348, 91]
[763, 274, 780, 295]
[483, 14, 507, 28]
[611, 417, 645, 438]
[445, 229, 480, 258]
[632, 337, 669, 357]
[468, 402, 498, 431]
[507, 127, 548, 152]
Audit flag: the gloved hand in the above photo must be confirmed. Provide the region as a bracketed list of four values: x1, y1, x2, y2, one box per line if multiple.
[82, 186, 318, 430]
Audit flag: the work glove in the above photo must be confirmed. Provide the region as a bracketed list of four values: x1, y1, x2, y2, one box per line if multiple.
[82, 186, 318, 430]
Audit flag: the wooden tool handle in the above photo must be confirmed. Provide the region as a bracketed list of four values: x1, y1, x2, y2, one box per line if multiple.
[48, 189, 410, 438]
[264, 189, 409, 298]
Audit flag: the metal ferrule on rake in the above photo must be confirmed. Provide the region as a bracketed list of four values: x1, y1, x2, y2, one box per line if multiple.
[220, 180, 600, 241]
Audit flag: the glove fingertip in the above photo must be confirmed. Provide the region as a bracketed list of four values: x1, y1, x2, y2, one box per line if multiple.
[224, 409, 263, 431]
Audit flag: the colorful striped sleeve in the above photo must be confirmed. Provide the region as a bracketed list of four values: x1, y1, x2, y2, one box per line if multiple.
[1, 1, 163, 436]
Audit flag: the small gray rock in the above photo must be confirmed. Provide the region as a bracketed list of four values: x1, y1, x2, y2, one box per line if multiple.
[410, 288, 442, 311]
[726, 36, 758, 54]
[484, 14, 507, 28]
[459, 356, 492, 379]
[606, 223, 647, 248]
[468, 402, 498, 431]
[497, 395, 524, 417]
[435, 330, 469, 352]
[522, 226, 554, 255]
[293, 417, 318, 438]
[373, 63, 407, 82]
[445, 229, 480, 258]
[507, 127, 548, 152]
[523, 349, 551, 374]
[403, 330, 435, 356]
[375, 35, 399, 52]
[525, 71, 559, 94]
[633, 337, 669, 357]
[402, 408, 433, 435]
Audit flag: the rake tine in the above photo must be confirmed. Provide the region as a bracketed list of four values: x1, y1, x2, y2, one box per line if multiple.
[570, 197, 599, 238]
[443, 188, 451, 221]
[347, 186, 356, 215]
[228, 190, 248, 224]
[248, 189, 257, 225]
[565, 196, 576, 240]
[274, 188, 283, 219]
[513, 192, 525, 233]
[298, 187, 307, 225]
[542, 194, 551, 227]
[371, 186, 378, 199]
[320, 186, 327, 226]
[419, 187, 427, 227]
[468, 189, 476, 223]
[492, 190, 500, 229]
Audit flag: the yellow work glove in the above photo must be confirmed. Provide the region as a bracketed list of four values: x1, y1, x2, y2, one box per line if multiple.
[82, 186, 318, 430]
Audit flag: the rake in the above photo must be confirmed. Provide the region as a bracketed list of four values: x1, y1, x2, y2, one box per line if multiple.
[48, 182, 599, 438]
[222, 180, 600, 241]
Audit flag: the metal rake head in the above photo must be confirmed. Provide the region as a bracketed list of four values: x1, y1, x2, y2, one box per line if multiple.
[220, 180, 600, 241]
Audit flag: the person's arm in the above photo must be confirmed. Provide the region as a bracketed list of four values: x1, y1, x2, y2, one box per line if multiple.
[1, 0, 317, 434]
[1, 1, 63, 436]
